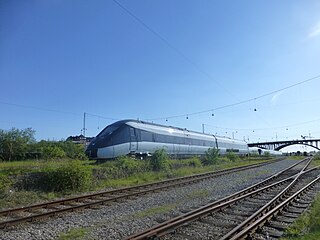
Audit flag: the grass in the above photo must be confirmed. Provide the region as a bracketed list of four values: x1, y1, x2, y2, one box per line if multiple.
[0, 159, 92, 175]
[58, 227, 88, 240]
[134, 203, 178, 218]
[98, 157, 269, 189]
[0, 159, 93, 210]
[185, 189, 209, 198]
[311, 153, 320, 167]
[281, 194, 320, 240]
[0, 156, 278, 210]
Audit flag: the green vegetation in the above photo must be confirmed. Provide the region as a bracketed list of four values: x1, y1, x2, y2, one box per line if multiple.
[150, 149, 171, 171]
[263, 151, 271, 157]
[0, 128, 36, 161]
[202, 148, 220, 165]
[58, 227, 88, 240]
[226, 152, 240, 162]
[186, 189, 209, 198]
[0, 128, 87, 162]
[43, 160, 92, 192]
[134, 203, 177, 218]
[311, 152, 320, 167]
[0, 128, 279, 210]
[281, 194, 320, 240]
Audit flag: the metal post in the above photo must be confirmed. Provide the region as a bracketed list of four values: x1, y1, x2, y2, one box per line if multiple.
[202, 124, 205, 134]
[83, 112, 86, 139]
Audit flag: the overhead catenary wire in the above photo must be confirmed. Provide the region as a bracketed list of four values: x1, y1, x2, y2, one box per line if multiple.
[1, 74, 319, 132]
[0, 100, 81, 116]
[111, 0, 236, 99]
[203, 116, 320, 132]
[145, 74, 320, 121]
[111, 0, 320, 123]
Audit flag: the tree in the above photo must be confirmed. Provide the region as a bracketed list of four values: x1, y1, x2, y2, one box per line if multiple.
[0, 128, 35, 161]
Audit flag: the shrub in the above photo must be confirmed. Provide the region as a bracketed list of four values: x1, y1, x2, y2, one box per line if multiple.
[44, 160, 92, 192]
[0, 173, 13, 194]
[249, 152, 259, 158]
[202, 148, 219, 165]
[58, 141, 88, 160]
[263, 151, 271, 157]
[42, 146, 66, 159]
[116, 156, 140, 176]
[150, 149, 171, 172]
[226, 152, 239, 162]
[187, 157, 202, 167]
[313, 152, 320, 161]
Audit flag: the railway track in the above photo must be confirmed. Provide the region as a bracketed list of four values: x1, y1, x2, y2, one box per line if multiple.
[126, 157, 318, 240]
[0, 158, 284, 229]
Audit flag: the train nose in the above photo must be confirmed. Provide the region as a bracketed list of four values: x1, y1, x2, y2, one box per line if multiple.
[86, 140, 98, 158]
[85, 148, 98, 158]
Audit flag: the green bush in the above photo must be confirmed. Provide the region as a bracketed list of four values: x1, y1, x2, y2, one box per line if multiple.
[42, 146, 66, 159]
[59, 141, 88, 160]
[186, 157, 202, 167]
[44, 160, 92, 192]
[202, 148, 220, 165]
[0, 173, 13, 194]
[116, 156, 140, 176]
[249, 152, 259, 157]
[226, 152, 239, 162]
[263, 151, 271, 157]
[313, 152, 320, 161]
[150, 149, 171, 172]
[37, 140, 88, 160]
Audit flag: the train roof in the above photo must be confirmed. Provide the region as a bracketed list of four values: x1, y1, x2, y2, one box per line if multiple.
[106, 119, 246, 143]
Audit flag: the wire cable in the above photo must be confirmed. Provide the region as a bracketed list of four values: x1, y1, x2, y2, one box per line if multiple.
[146, 74, 320, 121]
[111, 0, 236, 99]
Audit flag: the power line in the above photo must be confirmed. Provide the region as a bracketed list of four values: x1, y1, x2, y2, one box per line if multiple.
[85, 112, 119, 121]
[111, 0, 236, 99]
[146, 74, 320, 121]
[204, 116, 320, 132]
[0, 100, 81, 116]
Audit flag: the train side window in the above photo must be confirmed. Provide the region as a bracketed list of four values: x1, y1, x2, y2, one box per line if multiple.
[130, 128, 136, 142]
[141, 130, 153, 142]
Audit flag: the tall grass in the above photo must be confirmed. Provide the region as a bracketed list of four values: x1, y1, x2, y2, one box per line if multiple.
[0, 155, 273, 209]
[281, 194, 320, 240]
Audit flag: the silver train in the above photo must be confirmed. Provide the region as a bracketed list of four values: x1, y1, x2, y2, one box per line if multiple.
[248, 147, 283, 156]
[85, 119, 249, 159]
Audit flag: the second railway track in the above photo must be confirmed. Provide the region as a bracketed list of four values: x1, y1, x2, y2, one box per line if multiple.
[127, 157, 318, 240]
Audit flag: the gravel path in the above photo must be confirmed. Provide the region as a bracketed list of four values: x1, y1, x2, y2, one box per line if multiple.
[0, 159, 298, 240]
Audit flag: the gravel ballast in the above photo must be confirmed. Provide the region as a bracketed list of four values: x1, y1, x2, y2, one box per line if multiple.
[0, 159, 299, 240]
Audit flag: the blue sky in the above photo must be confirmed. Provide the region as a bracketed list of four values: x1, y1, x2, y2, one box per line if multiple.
[1, 0, 320, 151]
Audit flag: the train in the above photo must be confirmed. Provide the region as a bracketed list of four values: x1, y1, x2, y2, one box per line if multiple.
[248, 146, 283, 156]
[85, 119, 249, 159]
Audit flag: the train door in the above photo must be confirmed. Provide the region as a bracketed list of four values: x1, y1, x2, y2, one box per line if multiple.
[130, 128, 138, 152]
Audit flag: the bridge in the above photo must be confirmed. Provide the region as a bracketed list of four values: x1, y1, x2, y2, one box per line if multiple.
[248, 139, 320, 151]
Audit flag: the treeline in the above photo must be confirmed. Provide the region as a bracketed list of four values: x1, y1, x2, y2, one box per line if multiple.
[0, 128, 87, 161]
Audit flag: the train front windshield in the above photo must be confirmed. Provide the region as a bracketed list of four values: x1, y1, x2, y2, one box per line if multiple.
[98, 125, 120, 138]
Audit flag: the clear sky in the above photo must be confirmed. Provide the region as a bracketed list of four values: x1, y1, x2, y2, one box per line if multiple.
[1, 0, 320, 151]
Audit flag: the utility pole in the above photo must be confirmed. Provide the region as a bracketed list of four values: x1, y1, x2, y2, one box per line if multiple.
[202, 124, 205, 134]
[83, 112, 86, 140]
